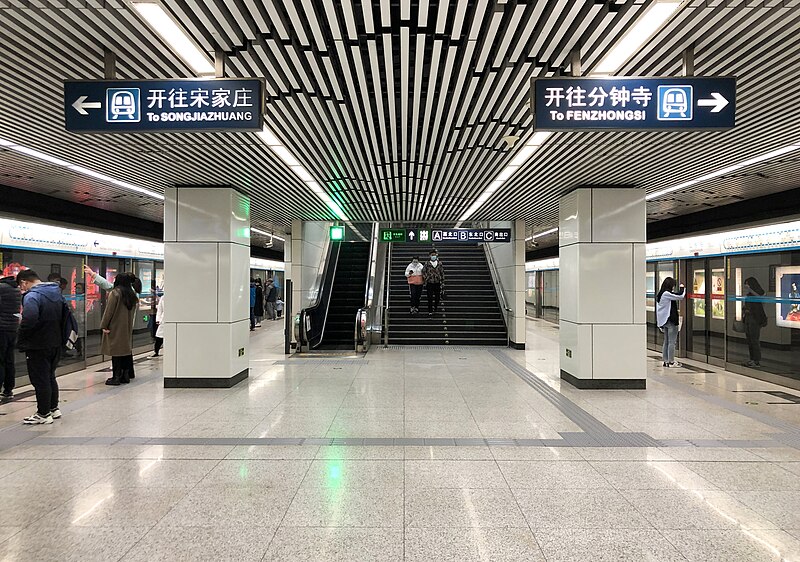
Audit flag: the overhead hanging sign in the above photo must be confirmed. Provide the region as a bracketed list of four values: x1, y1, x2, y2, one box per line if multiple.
[532, 76, 735, 131]
[379, 228, 511, 243]
[64, 78, 264, 133]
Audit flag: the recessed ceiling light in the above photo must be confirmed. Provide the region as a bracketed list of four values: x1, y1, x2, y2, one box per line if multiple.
[646, 144, 800, 200]
[132, 2, 215, 75]
[593, 0, 682, 75]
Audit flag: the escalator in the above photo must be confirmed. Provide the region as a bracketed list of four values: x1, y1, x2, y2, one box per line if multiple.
[386, 243, 508, 345]
[300, 241, 370, 351]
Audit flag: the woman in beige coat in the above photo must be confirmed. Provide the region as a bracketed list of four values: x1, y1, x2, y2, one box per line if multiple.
[101, 274, 138, 386]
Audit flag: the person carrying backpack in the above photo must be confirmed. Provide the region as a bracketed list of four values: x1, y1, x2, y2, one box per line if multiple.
[16, 269, 66, 424]
[0, 275, 21, 398]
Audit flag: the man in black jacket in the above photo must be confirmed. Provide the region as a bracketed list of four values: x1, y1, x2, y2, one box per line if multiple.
[0, 276, 21, 398]
[17, 270, 64, 425]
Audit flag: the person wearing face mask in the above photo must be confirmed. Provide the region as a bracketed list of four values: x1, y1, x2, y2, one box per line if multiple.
[404, 256, 424, 315]
[422, 250, 445, 317]
[743, 276, 767, 368]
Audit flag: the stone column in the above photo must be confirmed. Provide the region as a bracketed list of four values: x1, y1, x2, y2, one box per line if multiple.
[163, 186, 250, 388]
[559, 188, 646, 389]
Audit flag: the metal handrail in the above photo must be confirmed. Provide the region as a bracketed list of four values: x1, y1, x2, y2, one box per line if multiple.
[383, 239, 392, 347]
[482, 242, 512, 347]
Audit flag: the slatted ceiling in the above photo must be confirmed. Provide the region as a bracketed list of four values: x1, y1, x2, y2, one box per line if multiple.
[0, 2, 797, 245]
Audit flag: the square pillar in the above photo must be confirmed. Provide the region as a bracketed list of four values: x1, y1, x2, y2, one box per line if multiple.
[163, 186, 250, 388]
[559, 188, 646, 389]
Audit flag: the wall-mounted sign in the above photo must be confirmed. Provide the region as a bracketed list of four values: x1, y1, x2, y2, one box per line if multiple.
[329, 226, 345, 241]
[532, 76, 735, 130]
[379, 228, 511, 243]
[64, 78, 264, 133]
[380, 229, 406, 242]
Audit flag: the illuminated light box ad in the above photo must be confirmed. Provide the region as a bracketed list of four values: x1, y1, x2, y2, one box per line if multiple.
[776, 266, 800, 329]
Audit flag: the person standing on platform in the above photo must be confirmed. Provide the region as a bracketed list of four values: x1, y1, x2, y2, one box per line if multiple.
[0, 275, 21, 399]
[249, 279, 257, 331]
[404, 256, 424, 315]
[16, 270, 64, 424]
[265, 278, 278, 321]
[152, 292, 165, 358]
[254, 279, 264, 327]
[743, 276, 768, 368]
[84, 267, 141, 379]
[423, 250, 445, 317]
[656, 276, 685, 368]
[101, 274, 138, 386]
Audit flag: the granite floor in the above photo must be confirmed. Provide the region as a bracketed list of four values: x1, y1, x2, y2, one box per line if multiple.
[0, 319, 799, 560]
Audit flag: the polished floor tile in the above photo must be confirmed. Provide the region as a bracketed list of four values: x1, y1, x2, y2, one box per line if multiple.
[0, 320, 800, 560]
[121, 526, 277, 562]
[405, 487, 527, 528]
[513, 488, 654, 530]
[404, 528, 545, 562]
[264, 527, 403, 561]
[534, 529, 686, 562]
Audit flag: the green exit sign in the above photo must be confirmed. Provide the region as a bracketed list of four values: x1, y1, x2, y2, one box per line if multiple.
[329, 226, 345, 241]
[380, 228, 406, 242]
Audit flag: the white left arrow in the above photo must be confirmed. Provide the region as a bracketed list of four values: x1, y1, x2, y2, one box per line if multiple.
[72, 95, 102, 115]
[698, 92, 729, 113]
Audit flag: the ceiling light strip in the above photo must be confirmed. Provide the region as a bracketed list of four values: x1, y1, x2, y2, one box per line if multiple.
[592, 1, 682, 75]
[132, 3, 215, 75]
[457, 131, 553, 222]
[256, 125, 350, 222]
[646, 144, 800, 200]
[0, 138, 163, 200]
[251, 227, 285, 242]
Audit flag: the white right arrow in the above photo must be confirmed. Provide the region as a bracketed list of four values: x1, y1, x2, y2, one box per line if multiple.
[72, 95, 102, 115]
[698, 92, 729, 113]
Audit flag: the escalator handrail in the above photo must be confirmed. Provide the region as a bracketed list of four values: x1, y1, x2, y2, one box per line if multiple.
[482, 241, 512, 347]
[299, 241, 341, 349]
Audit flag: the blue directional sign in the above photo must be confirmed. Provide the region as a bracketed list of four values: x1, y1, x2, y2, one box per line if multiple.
[532, 76, 735, 130]
[64, 78, 264, 133]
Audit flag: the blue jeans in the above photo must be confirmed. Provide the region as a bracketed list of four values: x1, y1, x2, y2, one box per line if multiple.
[661, 323, 678, 364]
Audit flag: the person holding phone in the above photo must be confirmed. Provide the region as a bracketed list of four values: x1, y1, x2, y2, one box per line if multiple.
[656, 277, 686, 368]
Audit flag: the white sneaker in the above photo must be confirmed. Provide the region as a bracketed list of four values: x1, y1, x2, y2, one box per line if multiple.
[50, 409, 62, 420]
[23, 413, 53, 425]
[670, 361, 683, 368]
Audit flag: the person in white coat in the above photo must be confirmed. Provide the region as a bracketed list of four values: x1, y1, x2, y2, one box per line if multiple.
[656, 276, 685, 368]
[404, 256, 424, 315]
[152, 294, 165, 358]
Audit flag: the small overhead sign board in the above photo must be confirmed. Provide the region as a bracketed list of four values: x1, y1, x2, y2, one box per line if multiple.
[329, 226, 345, 241]
[379, 228, 511, 244]
[532, 76, 735, 130]
[380, 229, 406, 242]
[64, 78, 263, 133]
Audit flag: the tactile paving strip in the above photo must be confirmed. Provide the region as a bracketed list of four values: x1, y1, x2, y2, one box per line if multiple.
[272, 360, 368, 366]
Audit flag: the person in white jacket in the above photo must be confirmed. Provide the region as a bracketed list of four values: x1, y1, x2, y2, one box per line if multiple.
[153, 294, 165, 358]
[404, 256, 424, 315]
[656, 276, 686, 368]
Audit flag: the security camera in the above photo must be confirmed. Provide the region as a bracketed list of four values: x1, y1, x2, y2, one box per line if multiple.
[502, 135, 520, 149]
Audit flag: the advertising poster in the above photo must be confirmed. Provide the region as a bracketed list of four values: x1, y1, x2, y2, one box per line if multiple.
[692, 271, 706, 318]
[776, 266, 800, 328]
[711, 269, 725, 320]
[646, 271, 655, 311]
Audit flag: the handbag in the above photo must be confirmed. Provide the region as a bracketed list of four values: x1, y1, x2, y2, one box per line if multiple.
[407, 275, 423, 285]
[733, 320, 745, 333]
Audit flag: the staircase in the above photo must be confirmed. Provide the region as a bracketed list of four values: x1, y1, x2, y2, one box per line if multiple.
[386, 244, 508, 345]
[317, 242, 370, 350]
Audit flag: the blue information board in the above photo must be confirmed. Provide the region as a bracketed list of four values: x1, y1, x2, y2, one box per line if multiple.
[532, 76, 735, 130]
[64, 78, 263, 133]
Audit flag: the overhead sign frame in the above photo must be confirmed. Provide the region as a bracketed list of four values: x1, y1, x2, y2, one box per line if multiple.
[64, 78, 265, 133]
[531, 76, 736, 131]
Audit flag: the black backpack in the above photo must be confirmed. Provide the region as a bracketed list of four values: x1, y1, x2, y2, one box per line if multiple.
[61, 300, 79, 350]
